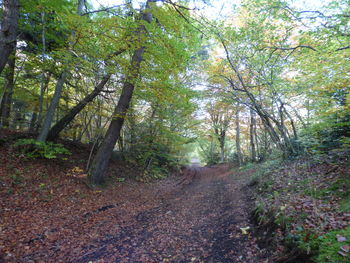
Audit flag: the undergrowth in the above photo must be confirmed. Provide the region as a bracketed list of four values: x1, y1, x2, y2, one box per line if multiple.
[14, 139, 71, 159]
[247, 148, 350, 262]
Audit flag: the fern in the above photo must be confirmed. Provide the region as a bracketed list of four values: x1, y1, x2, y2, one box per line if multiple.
[14, 139, 71, 159]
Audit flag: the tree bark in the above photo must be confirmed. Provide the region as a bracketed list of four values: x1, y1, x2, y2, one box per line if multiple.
[0, 0, 19, 75]
[88, 50, 144, 184]
[0, 51, 15, 127]
[36, 73, 51, 131]
[29, 111, 37, 132]
[47, 74, 111, 141]
[218, 131, 225, 163]
[37, 71, 67, 141]
[250, 108, 256, 162]
[88, 0, 155, 185]
[235, 108, 243, 166]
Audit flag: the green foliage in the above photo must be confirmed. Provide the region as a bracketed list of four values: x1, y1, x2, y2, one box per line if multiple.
[14, 139, 71, 159]
[295, 226, 350, 263]
[274, 212, 292, 229]
[304, 179, 350, 200]
[121, 140, 181, 180]
[300, 114, 350, 153]
[116, 177, 125, 183]
[197, 139, 221, 165]
[246, 158, 283, 187]
[340, 196, 350, 212]
[313, 227, 350, 263]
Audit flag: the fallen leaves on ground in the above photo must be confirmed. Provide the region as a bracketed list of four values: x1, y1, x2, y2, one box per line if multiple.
[0, 131, 267, 262]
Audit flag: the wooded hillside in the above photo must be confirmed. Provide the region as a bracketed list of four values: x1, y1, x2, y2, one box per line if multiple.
[0, 0, 349, 262]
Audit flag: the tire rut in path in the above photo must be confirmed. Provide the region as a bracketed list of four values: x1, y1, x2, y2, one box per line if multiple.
[76, 165, 263, 263]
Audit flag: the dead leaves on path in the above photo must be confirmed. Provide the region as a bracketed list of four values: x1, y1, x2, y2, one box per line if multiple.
[1, 143, 265, 263]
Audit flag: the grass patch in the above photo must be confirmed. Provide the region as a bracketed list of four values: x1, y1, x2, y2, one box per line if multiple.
[312, 226, 350, 263]
[304, 179, 350, 199]
[340, 196, 350, 212]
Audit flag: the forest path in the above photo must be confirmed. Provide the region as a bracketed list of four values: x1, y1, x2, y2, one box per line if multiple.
[75, 165, 264, 263]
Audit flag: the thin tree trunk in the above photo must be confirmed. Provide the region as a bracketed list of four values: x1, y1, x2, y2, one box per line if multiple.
[36, 11, 47, 130]
[306, 99, 310, 126]
[250, 108, 256, 162]
[0, 51, 15, 127]
[219, 133, 225, 163]
[77, 113, 93, 142]
[88, 0, 155, 185]
[283, 107, 298, 140]
[29, 111, 37, 132]
[254, 117, 260, 158]
[36, 73, 51, 131]
[47, 74, 111, 140]
[235, 108, 243, 166]
[0, 0, 19, 75]
[37, 71, 67, 141]
[36, 0, 85, 142]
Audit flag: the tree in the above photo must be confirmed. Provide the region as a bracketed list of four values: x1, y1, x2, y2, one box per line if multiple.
[0, 0, 19, 75]
[206, 100, 235, 162]
[36, 0, 85, 142]
[88, 0, 157, 184]
[88, 0, 202, 184]
[0, 50, 15, 127]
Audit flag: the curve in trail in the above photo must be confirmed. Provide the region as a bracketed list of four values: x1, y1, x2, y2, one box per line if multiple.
[75, 165, 264, 263]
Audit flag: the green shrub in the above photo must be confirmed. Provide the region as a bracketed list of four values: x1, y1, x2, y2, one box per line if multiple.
[299, 114, 350, 153]
[116, 177, 125, 182]
[14, 139, 71, 159]
[197, 139, 221, 165]
[121, 141, 179, 180]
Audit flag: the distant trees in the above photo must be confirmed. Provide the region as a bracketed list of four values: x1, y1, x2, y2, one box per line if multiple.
[206, 101, 235, 162]
[200, 0, 349, 164]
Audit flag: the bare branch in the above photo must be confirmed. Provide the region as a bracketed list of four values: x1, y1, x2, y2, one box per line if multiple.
[262, 45, 317, 52]
[82, 5, 126, 16]
[336, 45, 350, 51]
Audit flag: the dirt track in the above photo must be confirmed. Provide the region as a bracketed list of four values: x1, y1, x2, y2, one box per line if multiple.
[73, 165, 264, 263]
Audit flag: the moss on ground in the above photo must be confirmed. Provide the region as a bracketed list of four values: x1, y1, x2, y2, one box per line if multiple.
[311, 226, 350, 263]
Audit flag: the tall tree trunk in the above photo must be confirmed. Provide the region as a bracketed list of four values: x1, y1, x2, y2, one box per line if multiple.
[250, 108, 256, 162]
[0, 0, 19, 75]
[10, 100, 23, 129]
[0, 51, 15, 127]
[37, 71, 67, 141]
[254, 119, 260, 160]
[46, 74, 111, 141]
[235, 108, 243, 166]
[36, 11, 47, 131]
[29, 111, 37, 132]
[88, 0, 155, 185]
[36, 0, 85, 142]
[36, 73, 51, 131]
[88, 50, 144, 184]
[283, 106, 298, 140]
[219, 133, 225, 163]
